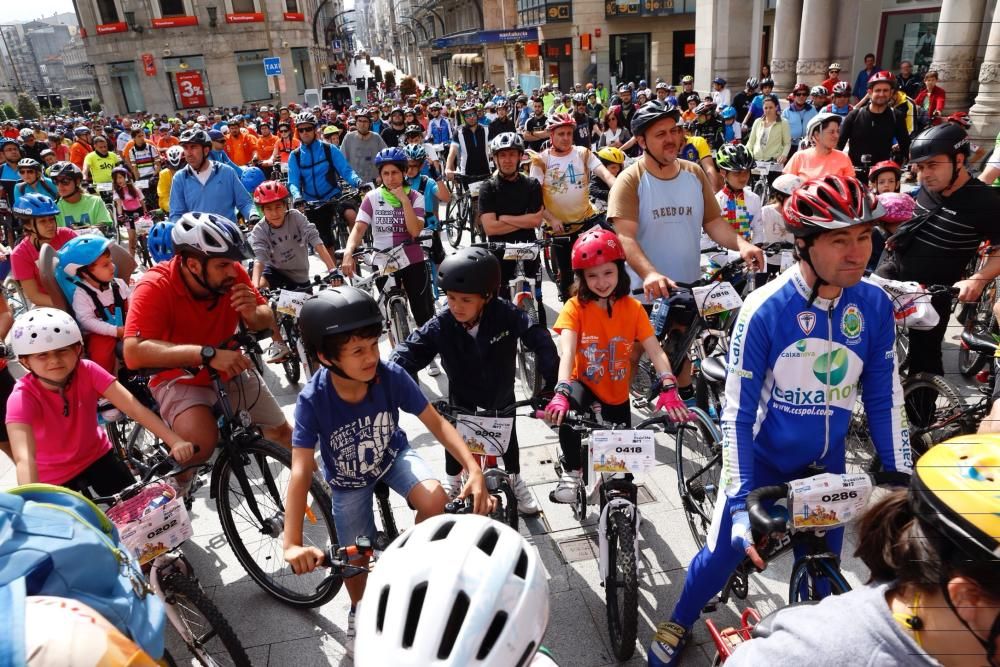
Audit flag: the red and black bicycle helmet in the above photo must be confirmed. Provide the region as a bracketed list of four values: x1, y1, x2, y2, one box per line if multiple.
[571, 228, 625, 270]
[253, 180, 290, 205]
[783, 175, 883, 238]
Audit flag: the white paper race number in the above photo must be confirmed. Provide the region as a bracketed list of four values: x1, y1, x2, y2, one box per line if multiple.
[789, 472, 874, 531]
[135, 179, 149, 190]
[372, 245, 411, 275]
[692, 281, 744, 317]
[591, 430, 655, 474]
[502, 242, 540, 261]
[96, 182, 113, 193]
[455, 416, 514, 456]
[275, 289, 309, 317]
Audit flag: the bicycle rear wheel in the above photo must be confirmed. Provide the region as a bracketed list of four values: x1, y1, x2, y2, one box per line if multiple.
[516, 297, 543, 395]
[387, 298, 412, 348]
[162, 572, 251, 667]
[958, 290, 996, 377]
[843, 396, 881, 474]
[604, 508, 639, 660]
[444, 197, 464, 248]
[675, 409, 723, 550]
[788, 557, 851, 604]
[214, 438, 340, 608]
[280, 318, 301, 384]
[904, 372, 971, 458]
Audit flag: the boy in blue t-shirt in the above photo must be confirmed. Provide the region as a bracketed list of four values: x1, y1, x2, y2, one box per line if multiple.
[282, 286, 490, 652]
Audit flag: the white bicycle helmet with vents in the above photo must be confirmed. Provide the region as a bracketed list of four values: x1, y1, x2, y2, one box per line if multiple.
[355, 514, 550, 667]
[11, 308, 83, 356]
[165, 145, 185, 168]
[171, 212, 251, 261]
[489, 132, 525, 155]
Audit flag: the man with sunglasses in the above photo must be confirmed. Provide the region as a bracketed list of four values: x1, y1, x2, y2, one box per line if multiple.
[0, 138, 22, 207]
[782, 83, 818, 157]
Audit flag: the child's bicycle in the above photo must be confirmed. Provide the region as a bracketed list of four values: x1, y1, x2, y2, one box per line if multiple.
[260, 272, 340, 384]
[434, 398, 541, 530]
[536, 401, 677, 660]
[94, 450, 253, 666]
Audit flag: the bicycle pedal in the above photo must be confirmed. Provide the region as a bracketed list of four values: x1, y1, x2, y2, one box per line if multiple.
[702, 601, 719, 613]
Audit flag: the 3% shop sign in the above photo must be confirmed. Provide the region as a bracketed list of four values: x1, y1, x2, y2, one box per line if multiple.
[175, 71, 207, 108]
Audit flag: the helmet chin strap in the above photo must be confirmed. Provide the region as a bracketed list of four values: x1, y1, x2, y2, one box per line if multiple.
[30, 351, 80, 417]
[182, 256, 227, 308]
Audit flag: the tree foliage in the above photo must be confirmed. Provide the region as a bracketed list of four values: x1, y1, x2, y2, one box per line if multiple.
[16, 94, 38, 119]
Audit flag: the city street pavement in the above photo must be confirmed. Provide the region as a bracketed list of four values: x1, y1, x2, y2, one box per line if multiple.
[0, 252, 981, 666]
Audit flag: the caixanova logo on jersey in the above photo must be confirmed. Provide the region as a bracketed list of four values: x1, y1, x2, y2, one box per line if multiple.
[772, 348, 857, 407]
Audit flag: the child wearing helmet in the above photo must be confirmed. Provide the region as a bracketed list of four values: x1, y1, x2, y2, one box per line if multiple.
[57, 234, 131, 374]
[390, 247, 558, 511]
[714, 144, 763, 242]
[157, 145, 185, 213]
[591, 146, 625, 208]
[10, 193, 77, 308]
[869, 160, 902, 194]
[719, 105, 742, 143]
[111, 166, 147, 258]
[760, 172, 803, 246]
[6, 307, 195, 491]
[403, 144, 450, 301]
[543, 228, 691, 503]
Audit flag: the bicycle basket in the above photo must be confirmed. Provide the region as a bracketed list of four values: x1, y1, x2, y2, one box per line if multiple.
[106, 482, 193, 565]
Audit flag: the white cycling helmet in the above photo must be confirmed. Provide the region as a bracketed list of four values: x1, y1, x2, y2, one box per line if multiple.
[772, 173, 804, 197]
[489, 131, 525, 155]
[11, 307, 83, 356]
[165, 145, 184, 168]
[355, 514, 550, 667]
[171, 212, 251, 261]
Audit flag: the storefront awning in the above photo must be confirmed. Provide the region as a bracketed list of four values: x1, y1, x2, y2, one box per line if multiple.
[452, 53, 484, 66]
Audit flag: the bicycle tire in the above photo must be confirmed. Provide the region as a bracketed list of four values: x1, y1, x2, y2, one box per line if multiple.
[490, 473, 519, 530]
[903, 372, 971, 458]
[280, 318, 301, 384]
[604, 508, 639, 660]
[215, 438, 340, 608]
[674, 410, 723, 550]
[843, 397, 880, 475]
[375, 487, 400, 543]
[629, 353, 656, 403]
[138, 234, 152, 269]
[543, 244, 560, 284]
[444, 197, 464, 248]
[516, 297, 543, 394]
[958, 296, 995, 377]
[387, 298, 412, 348]
[788, 557, 851, 604]
[161, 571, 252, 667]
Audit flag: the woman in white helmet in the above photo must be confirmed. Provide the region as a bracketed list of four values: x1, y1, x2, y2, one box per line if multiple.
[5, 307, 195, 493]
[355, 513, 557, 666]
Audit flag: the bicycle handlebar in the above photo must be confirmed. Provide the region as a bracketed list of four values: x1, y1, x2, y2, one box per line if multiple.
[434, 398, 541, 420]
[89, 447, 201, 506]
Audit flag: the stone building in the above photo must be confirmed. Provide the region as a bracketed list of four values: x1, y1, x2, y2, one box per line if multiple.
[71, 0, 334, 114]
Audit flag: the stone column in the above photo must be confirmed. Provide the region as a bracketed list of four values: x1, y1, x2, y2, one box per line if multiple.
[795, 0, 835, 86]
[928, 0, 988, 112]
[710, 0, 754, 87]
[694, 0, 717, 93]
[970, 3, 1000, 147]
[749, 0, 765, 81]
[770, 0, 803, 94]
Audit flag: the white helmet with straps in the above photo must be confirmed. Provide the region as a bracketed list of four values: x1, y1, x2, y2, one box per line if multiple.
[11, 308, 82, 356]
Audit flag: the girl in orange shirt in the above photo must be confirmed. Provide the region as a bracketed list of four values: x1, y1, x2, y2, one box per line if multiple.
[543, 228, 690, 503]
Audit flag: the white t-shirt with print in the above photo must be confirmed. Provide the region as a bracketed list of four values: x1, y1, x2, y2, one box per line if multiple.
[529, 146, 603, 224]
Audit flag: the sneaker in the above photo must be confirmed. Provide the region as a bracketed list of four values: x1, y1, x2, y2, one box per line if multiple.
[510, 473, 540, 515]
[428, 360, 441, 377]
[345, 607, 356, 658]
[97, 398, 123, 423]
[549, 468, 583, 504]
[441, 473, 463, 500]
[647, 621, 689, 667]
[266, 340, 291, 363]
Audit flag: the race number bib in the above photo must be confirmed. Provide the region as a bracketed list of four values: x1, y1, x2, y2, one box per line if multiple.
[693, 282, 743, 317]
[455, 416, 514, 456]
[372, 245, 411, 275]
[468, 180, 484, 197]
[96, 182, 113, 193]
[135, 179, 149, 189]
[275, 289, 309, 317]
[789, 472, 874, 531]
[591, 430, 655, 474]
[134, 216, 154, 234]
[780, 249, 795, 272]
[503, 242, 540, 261]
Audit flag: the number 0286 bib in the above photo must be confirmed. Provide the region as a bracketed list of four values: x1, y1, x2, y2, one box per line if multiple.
[788, 472, 874, 531]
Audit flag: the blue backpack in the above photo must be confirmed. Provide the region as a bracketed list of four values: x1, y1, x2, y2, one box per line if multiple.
[0, 484, 166, 665]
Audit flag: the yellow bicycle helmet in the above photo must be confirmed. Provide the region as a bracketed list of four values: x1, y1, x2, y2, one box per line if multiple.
[596, 146, 625, 166]
[911, 435, 1000, 562]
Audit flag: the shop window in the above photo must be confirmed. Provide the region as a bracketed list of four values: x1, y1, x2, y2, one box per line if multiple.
[95, 0, 120, 24]
[879, 10, 940, 73]
[230, 0, 258, 13]
[159, 0, 187, 17]
[285, 0, 299, 11]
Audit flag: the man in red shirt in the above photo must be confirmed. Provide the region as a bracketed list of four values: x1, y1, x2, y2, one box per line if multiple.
[821, 63, 842, 94]
[123, 213, 291, 470]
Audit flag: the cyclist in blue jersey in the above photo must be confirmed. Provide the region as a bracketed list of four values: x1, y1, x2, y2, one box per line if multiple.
[648, 175, 914, 667]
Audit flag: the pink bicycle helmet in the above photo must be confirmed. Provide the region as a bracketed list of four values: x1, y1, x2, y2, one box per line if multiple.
[877, 192, 916, 224]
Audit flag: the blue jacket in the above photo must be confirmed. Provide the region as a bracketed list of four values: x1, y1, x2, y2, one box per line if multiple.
[391, 297, 558, 409]
[208, 149, 244, 177]
[782, 103, 818, 142]
[168, 161, 254, 223]
[287, 139, 361, 203]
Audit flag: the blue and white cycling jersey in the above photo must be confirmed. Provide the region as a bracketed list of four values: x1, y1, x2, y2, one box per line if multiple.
[720, 264, 912, 512]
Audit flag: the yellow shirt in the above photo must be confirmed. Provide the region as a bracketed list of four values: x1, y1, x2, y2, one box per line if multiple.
[82, 151, 121, 184]
[157, 167, 174, 213]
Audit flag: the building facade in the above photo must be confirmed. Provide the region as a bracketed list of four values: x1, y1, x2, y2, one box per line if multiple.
[72, 0, 329, 114]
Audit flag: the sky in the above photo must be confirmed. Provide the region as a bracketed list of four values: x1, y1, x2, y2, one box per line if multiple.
[5, 0, 76, 23]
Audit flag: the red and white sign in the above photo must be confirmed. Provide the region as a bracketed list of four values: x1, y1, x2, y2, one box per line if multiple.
[152, 15, 198, 28]
[225, 12, 263, 23]
[175, 71, 207, 108]
[95, 22, 128, 35]
[80, 27, 88, 38]
[283, 12, 305, 21]
[141, 53, 157, 76]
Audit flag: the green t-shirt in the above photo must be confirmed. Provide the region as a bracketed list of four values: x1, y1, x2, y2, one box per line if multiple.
[57, 194, 113, 229]
[82, 151, 121, 184]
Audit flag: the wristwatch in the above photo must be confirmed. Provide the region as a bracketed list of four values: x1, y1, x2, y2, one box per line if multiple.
[200, 346, 216, 367]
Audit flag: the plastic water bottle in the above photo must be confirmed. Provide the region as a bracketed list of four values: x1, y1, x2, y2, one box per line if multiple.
[650, 297, 670, 337]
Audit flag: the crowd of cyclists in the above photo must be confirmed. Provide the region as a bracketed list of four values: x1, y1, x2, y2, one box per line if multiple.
[0, 50, 998, 667]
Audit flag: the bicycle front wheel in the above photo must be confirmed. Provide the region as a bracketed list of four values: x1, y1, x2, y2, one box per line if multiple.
[516, 297, 543, 394]
[280, 318, 301, 385]
[161, 571, 251, 667]
[444, 197, 464, 248]
[604, 508, 639, 660]
[788, 557, 851, 604]
[215, 438, 340, 608]
[675, 409, 723, 550]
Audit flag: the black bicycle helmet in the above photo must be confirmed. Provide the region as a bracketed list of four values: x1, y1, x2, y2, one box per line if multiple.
[299, 286, 384, 351]
[46, 160, 82, 181]
[630, 100, 681, 137]
[909, 123, 971, 164]
[437, 247, 501, 297]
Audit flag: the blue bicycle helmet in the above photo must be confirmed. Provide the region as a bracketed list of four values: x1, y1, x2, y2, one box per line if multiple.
[148, 221, 176, 263]
[55, 234, 113, 303]
[374, 147, 408, 171]
[12, 193, 59, 219]
[402, 143, 427, 163]
[240, 166, 266, 194]
[0, 137, 19, 150]
[720, 105, 737, 120]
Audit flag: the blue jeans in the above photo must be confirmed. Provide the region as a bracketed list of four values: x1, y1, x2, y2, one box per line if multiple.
[329, 447, 435, 547]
